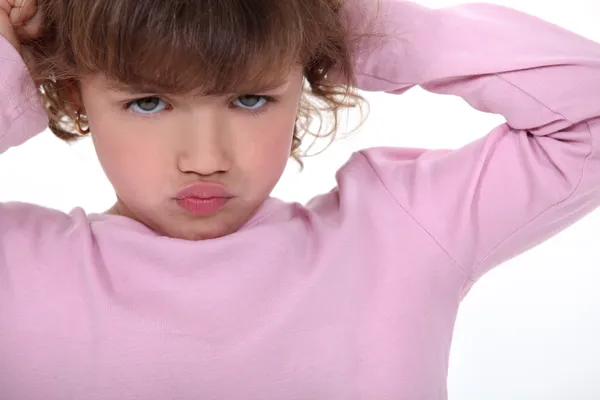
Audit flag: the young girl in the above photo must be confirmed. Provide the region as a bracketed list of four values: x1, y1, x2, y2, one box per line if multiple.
[1, 0, 599, 398]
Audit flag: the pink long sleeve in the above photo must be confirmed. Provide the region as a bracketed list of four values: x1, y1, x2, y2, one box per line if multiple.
[0, 40, 47, 150]
[341, 0, 600, 286]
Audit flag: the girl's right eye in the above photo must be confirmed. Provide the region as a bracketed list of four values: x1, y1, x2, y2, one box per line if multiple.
[125, 97, 170, 114]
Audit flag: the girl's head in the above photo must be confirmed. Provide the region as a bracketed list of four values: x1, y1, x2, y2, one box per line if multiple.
[27, 0, 372, 240]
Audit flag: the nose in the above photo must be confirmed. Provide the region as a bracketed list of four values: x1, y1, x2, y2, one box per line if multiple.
[176, 110, 233, 176]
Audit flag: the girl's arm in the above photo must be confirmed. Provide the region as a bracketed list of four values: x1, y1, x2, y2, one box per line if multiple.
[338, 1, 600, 285]
[0, 36, 48, 152]
[0, 36, 75, 246]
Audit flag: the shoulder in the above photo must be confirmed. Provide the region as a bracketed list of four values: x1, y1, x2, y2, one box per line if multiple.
[333, 146, 440, 195]
[304, 146, 427, 224]
[0, 202, 91, 256]
[0, 201, 87, 229]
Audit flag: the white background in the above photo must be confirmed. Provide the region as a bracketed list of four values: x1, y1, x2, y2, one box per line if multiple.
[0, 0, 599, 398]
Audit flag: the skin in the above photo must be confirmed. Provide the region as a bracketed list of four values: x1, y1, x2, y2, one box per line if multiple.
[78, 70, 305, 240]
[0, 0, 43, 54]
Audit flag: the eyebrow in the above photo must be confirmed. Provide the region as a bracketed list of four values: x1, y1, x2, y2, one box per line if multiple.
[254, 79, 290, 92]
[105, 79, 289, 96]
[105, 81, 172, 95]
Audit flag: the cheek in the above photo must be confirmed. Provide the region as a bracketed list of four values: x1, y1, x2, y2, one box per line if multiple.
[236, 118, 294, 176]
[88, 116, 169, 192]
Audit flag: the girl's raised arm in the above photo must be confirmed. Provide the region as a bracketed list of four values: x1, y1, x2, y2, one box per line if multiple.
[336, 0, 600, 285]
[0, 0, 48, 151]
[0, 36, 47, 151]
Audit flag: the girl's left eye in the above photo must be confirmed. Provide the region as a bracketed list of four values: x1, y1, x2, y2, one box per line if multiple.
[126, 97, 169, 114]
[232, 95, 274, 111]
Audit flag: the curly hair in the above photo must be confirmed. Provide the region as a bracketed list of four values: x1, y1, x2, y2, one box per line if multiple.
[25, 0, 381, 166]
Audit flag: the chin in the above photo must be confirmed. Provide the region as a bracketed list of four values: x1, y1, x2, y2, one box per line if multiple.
[174, 228, 234, 241]
[160, 214, 246, 241]
[115, 201, 252, 241]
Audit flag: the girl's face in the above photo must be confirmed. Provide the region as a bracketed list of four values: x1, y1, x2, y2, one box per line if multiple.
[79, 66, 304, 240]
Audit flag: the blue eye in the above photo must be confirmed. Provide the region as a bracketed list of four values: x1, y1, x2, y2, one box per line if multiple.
[127, 97, 169, 114]
[233, 95, 269, 110]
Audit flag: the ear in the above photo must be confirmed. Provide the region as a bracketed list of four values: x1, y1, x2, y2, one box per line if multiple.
[64, 80, 84, 111]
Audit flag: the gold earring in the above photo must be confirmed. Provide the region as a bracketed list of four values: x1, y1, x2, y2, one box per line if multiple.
[75, 109, 90, 135]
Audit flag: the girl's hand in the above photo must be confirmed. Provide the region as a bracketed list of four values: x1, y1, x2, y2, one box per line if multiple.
[0, 0, 42, 55]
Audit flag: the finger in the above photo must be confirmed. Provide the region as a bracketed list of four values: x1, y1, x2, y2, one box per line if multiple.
[0, 1, 12, 15]
[15, 3, 42, 39]
[9, 0, 37, 27]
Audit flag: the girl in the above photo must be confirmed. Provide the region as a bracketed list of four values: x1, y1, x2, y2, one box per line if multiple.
[1, 0, 599, 398]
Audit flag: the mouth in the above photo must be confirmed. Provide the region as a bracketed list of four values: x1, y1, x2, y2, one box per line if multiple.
[174, 182, 234, 216]
[175, 196, 231, 215]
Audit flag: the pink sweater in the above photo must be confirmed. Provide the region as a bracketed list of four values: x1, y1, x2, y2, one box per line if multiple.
[1, 1, 599, 399]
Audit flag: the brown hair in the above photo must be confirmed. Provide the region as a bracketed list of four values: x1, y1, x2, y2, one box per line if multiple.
[26, 0, 380, 166]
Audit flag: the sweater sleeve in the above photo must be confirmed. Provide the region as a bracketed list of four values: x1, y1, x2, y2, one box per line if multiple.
[0, 37, 48, 151]
[0, 37, 81, 260]
[338, 1, 600, 283]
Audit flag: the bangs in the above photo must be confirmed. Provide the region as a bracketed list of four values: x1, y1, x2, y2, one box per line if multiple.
[69, 0, 320, 95]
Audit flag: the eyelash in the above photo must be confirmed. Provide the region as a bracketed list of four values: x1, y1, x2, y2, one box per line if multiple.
[123, 95, 279, 117]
